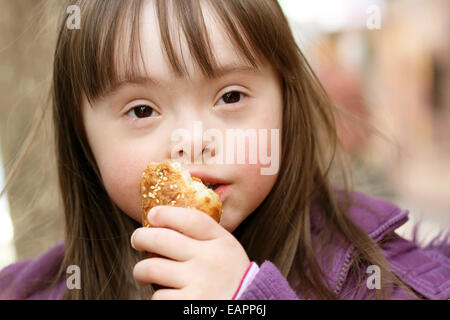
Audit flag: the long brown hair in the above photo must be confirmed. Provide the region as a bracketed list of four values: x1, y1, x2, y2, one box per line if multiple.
[43, 0, 417, 299]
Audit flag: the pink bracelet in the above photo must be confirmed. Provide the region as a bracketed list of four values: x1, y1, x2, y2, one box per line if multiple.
[231, 262, 254, 300]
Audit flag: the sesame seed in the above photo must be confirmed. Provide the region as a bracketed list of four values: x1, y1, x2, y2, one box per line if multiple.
[156, 199, 159, 204]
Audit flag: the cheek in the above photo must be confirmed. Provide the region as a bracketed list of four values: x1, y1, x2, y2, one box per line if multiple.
[82, 100, 168, 224]
[90, 132, 159, 223]
[100, 156, 144, 223]
[237, 163, 277, 202]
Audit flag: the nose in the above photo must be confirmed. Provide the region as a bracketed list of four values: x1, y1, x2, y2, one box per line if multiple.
[168, 123, 215, 164]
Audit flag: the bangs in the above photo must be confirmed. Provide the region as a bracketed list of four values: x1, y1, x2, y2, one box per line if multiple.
[72, 0, 267, 103]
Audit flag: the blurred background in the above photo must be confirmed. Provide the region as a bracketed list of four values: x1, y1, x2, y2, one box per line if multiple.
[1, 0, 449, 269]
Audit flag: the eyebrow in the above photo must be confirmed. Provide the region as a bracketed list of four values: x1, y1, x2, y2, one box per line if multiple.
[107, 63, 259, 96]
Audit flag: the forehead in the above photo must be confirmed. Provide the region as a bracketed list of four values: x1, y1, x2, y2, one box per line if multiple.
[137, 0, 250, 82]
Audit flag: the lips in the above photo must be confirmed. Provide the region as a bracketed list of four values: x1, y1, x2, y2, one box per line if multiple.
[200, 180, 231, 202]
[188, 170, 231, 201]
[213, 184, 231, 202]
[189, 171, 228, 187]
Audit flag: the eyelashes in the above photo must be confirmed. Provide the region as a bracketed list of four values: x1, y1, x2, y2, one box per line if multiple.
[127, 105, 160, 119]
[125, 90, 247, 120]
[216, 90, 247, 106]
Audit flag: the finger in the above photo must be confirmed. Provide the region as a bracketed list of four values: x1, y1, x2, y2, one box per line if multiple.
[131, 227, 195, 261]
[133, 257, 186, 289]
[151, 288, 186, 300]
[147, 206, 224, 240]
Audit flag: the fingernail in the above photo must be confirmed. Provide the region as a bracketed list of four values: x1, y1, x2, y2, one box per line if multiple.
[130, 230, 137, 250]
[147, 206, 159, 222]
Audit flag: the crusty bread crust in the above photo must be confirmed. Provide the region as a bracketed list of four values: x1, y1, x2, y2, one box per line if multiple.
[140, 161, 222, 227]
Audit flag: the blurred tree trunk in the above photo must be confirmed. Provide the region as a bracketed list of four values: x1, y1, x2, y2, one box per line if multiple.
[0, 0, 63, 260]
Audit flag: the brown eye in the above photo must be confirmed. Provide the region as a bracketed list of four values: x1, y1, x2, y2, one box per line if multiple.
[128, 105, 158, 118]
[217, 91, 246, 105]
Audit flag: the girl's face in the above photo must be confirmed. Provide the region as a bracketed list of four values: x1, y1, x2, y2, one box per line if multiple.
[82, 1, 283, 232]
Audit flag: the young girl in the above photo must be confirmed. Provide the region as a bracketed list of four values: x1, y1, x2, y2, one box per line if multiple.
[1, 0, 449, 300]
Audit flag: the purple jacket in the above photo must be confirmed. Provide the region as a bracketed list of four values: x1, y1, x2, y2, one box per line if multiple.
[1, 191, 449, 299]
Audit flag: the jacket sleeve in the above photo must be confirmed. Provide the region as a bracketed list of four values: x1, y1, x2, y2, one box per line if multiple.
[0, 241, 65, 299]
[237, 261, 300, 300]
[0, 259, 34, 299]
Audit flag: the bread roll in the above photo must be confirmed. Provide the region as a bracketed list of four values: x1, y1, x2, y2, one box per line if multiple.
[140, 161, 222, 228]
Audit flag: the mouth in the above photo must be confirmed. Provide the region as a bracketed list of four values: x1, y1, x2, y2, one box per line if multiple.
[203, 181, 221, 190]
[188, 171, 231, 201]
[202, 181, 231, 202]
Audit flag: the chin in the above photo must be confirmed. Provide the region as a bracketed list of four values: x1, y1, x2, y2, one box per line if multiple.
[219, 214, 241, 233]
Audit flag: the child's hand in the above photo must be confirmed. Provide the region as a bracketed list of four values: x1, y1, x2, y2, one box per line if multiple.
[131, 206, 251, 300]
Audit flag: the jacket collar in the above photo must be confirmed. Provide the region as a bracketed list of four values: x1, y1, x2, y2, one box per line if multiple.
[310, 190, 409, 295]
